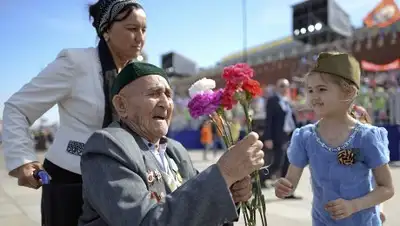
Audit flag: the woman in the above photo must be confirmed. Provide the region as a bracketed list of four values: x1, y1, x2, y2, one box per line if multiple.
[2, 0, 146, 225]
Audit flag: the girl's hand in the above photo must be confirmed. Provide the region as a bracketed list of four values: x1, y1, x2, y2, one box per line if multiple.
[325, 198, 357, 220]
[274, 178, 293, 198]
[380, 211, 386, 223]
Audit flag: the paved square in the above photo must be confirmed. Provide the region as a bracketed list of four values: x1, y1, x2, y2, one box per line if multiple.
[1, 149, 399, 225]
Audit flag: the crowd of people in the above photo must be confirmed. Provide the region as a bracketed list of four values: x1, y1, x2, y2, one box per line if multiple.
[170, 68, 400, 139]
[0, 0, 396, 225]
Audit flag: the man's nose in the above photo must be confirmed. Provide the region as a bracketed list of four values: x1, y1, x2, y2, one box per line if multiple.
[158, 93, 170, 108]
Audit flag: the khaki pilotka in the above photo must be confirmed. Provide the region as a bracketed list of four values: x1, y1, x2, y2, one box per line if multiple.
[311, 52, 361, 88]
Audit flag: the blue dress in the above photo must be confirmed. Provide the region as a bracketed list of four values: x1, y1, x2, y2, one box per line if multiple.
[287, 122, 390, 226]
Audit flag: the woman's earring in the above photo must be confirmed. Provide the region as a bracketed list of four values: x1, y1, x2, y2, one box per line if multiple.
[104, 34, 110, 42]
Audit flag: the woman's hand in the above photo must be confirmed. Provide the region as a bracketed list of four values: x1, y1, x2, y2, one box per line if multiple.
[10, 162, 43, 189]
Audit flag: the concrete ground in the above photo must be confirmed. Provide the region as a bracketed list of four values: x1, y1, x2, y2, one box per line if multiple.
[1, 148, 399, 226]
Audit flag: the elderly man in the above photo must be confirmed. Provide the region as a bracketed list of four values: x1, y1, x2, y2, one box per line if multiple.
[78, 62, 265, 226]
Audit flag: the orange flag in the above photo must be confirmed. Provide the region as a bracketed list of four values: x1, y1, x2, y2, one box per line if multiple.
[363, 0, 400, 28]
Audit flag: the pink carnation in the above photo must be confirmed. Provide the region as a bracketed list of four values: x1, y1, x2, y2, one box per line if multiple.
[187, 89, 223, 118]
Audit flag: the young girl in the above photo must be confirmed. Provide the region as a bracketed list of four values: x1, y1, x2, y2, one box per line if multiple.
[275, 52, 394, 225]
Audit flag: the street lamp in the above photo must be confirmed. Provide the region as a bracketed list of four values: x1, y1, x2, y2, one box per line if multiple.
[242, 0, 248, 63]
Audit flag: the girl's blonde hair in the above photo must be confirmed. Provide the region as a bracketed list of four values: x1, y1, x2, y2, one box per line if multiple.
[351, 105, 372, 124]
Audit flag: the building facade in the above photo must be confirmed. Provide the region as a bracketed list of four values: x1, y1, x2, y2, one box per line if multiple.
[172, 21, 399, 92]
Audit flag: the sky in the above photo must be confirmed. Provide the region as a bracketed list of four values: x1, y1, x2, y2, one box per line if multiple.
[0, 0, 396, 125]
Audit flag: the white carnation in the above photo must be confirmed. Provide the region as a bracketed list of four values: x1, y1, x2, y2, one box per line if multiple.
[188, 78, 216, 98]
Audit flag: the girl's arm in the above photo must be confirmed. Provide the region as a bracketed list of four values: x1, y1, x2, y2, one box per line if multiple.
[352, 164, 394, 212]
[285, 164, 304, 193]
[284, 127, 308, 193]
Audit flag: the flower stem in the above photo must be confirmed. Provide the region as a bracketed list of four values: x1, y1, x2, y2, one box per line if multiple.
[241, 203, 250, 225]
[241, 101, 268, 226]
[220, 109, 234, 145]
[242, 103, 252, 132]
[209, 114, 231, 147]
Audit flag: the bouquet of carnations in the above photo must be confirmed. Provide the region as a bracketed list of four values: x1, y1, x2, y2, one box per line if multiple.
[187, 63, 267, 226]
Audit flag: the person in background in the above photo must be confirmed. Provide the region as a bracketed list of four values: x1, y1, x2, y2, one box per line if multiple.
[352, 105, 373, 124]
[212, 114, 227, 154]
[373, 87, 389, 124]
[388, 85, 400, 125]
[200, 119, 214, 160]
[263, 78, 302, 199]
[46, 130, 54, 144]
[1, 1, 146, 225]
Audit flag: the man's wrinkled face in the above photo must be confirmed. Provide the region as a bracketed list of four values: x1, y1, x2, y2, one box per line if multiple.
[117, 75, 174, 140]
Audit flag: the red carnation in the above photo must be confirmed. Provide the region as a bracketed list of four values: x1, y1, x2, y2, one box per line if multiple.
[222, 63, 254, 86]
[221, 86, 237, 110]
[243, 79, 262, 98]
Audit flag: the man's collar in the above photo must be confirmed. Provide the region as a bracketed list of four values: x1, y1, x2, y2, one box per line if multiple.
[118, 120, 169, 150]
[142, 137, 168, 149]
[276, 92, 288, 101]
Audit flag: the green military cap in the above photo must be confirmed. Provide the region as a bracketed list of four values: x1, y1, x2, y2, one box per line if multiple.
[111, 62, 170, 97]
[311, 52, 361, 88]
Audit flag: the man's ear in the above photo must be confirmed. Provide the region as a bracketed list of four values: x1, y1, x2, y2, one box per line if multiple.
[112, 94, 128, 118]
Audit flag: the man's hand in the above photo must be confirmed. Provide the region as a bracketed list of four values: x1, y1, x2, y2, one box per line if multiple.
[10, 162, 44, 189]
[325, 198, 356, 220]
[264, 140, 273, 149]
[230, 175, 252, 203]
[217, 132, 264, 187]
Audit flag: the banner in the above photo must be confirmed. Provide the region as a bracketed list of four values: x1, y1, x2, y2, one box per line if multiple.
[363, 0, 400, 28]
[361, 59, 400, 71]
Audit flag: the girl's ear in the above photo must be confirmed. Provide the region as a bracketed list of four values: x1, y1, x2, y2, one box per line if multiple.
[348, 86, 358, 100]
[342, 84, 358, 102]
